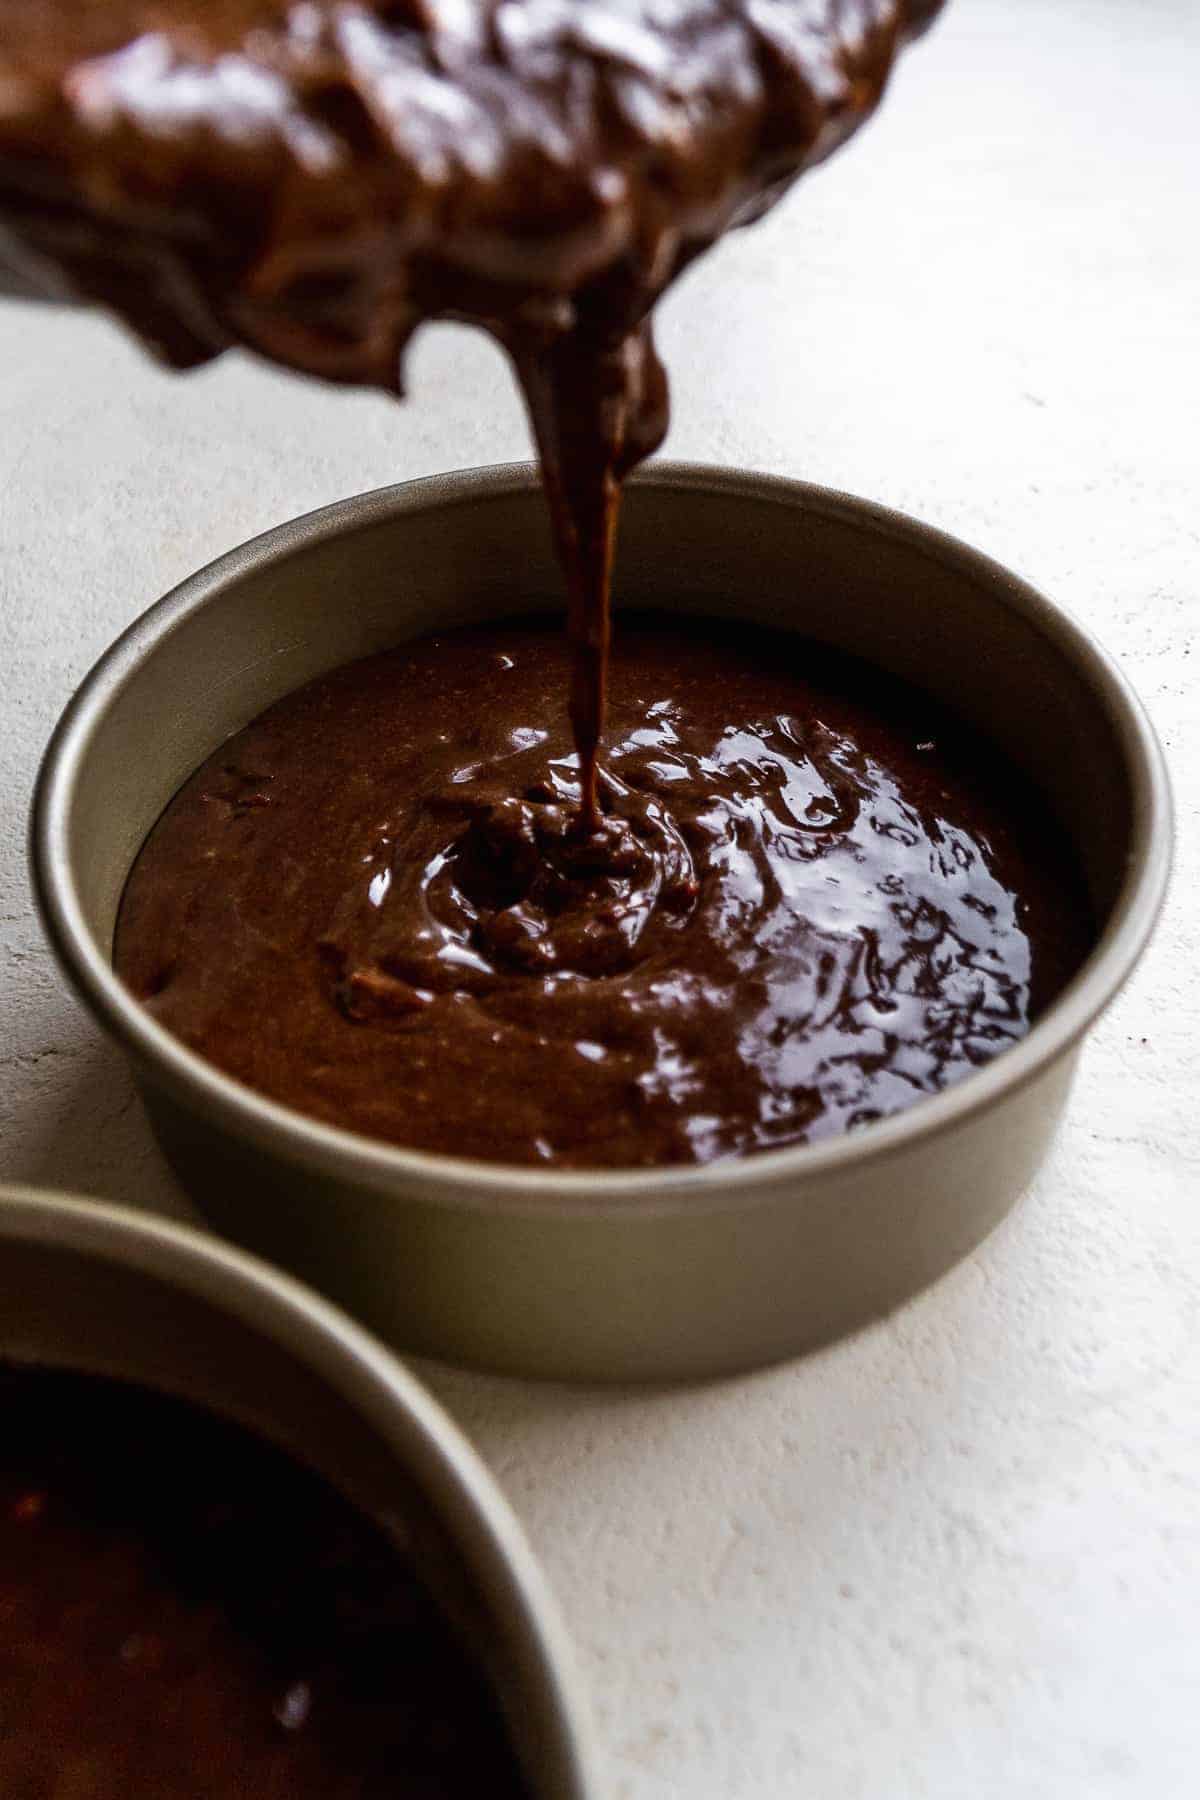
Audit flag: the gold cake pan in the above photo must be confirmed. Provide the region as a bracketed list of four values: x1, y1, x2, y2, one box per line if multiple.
[0, 1183, 595, 1792]
[30, 465, 1171, 1380]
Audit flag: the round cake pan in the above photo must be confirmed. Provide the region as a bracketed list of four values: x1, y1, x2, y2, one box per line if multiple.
[30, 464, 1171, 1380]
[0, 1183, 594, 1795]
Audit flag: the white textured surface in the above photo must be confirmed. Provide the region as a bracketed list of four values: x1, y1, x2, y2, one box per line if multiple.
[2, 2, 1198, 1795]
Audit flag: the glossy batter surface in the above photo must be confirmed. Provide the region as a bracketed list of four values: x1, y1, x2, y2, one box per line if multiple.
[0, 2, 941, 389]
[0, 1365, 528, 1797]
[116, 615, 1091, 1168]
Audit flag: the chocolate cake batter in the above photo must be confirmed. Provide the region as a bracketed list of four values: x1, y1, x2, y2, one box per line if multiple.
[1, 0, 942, 816]
[0, 1364, 528, 1796]
[115, 616, 1090, 1168]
